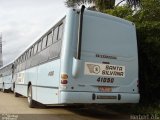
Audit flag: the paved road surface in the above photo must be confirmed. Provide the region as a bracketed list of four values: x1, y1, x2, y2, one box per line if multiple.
[0, 92, 129, 120]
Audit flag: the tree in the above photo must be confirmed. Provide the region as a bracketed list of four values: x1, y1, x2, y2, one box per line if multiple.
[65, 0, 140, 12]
[105, 0, 160, 104]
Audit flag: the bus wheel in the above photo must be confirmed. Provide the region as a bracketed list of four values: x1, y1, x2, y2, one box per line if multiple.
[13, 82, 15, 93]
[15, 93, 19, 97]
[28, 85, 36, 108]
[13, 88, 21, 97]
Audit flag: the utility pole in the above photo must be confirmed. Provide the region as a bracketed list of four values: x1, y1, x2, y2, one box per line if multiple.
[0, 33, 3, 67]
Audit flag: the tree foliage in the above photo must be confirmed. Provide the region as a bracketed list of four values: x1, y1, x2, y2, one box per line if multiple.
[106, 0, 160, 104]
[65, 0, 140, 11]
[95, 0, 115, 11]
[105, 6, 133, 19]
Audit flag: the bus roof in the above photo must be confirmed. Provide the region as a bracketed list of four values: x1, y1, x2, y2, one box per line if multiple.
[0, 61, 13, 69]
[80, 8, 134, 26]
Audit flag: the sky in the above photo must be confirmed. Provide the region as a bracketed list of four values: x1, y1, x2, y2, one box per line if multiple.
[0, 0, 67, 65]
[0, 0, 123, 65]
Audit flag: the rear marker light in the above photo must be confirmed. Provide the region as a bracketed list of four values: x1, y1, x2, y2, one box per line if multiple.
[98, 86, 112, 92]
[61, 73, 68, 84]
[61, 80, 68, 84]
[61, 74, 68, 79]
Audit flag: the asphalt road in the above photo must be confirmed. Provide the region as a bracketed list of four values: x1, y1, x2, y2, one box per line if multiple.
[0, 92, 130, 120]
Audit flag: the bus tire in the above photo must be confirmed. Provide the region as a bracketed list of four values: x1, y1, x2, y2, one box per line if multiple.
[14, 92, 20, 97]
[28, 85, 36, 108]
[12, 82, 15, 93]
[13, 85, 20, 97]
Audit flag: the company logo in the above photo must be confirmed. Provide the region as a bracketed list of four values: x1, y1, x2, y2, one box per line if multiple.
[87, 64, 100, 74]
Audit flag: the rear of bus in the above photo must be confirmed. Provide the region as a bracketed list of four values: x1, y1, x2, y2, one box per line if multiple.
[60, 8, 140, 104]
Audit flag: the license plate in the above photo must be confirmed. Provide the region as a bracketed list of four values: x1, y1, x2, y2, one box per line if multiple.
[98, 86, 112, 92]
[97, 95, 117, 99]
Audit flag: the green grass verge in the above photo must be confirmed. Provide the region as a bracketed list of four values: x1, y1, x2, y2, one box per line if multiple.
[105, 104, 160, 115]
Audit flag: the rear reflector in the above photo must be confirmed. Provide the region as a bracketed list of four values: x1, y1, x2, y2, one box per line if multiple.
[61, 73, 68, 84]
[98, 86, 112, 92]
[61, 80, 68, 84]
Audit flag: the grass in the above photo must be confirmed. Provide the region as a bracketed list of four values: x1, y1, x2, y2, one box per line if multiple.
[105, 103, 160, 115]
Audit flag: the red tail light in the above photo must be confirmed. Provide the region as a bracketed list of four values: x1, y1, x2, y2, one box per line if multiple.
[61, 73, 68, 84]
[61, 80, 68, 84]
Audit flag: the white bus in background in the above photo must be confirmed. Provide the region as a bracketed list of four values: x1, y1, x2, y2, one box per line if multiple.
[0, 62, 13, 92]
[2, 5, 139, 107]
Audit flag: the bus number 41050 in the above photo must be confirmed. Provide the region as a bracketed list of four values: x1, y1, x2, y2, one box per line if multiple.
[97, 77, 114, 83]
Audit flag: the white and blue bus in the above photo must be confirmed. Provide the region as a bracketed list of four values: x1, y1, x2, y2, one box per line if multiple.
[0, 62, 13, 92]
[2, 6, 140, 107]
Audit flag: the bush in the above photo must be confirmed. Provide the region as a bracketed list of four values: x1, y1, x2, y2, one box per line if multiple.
[105, 0, 160, 104]
[137, 26, 160, 103]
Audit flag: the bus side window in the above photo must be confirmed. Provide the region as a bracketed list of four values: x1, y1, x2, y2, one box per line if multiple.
[21, 56, 22, 62]
[37, 41, 42, 53]
[34, 44, 38, 55]
[29, 49, 31, 57]
[31, 47, 34, 56]
[19, 56, 21, 63]
[25, 52, 27, 61]
[58, 23, 63, 40]
[47, 31, 53, 47]
[18, 58, 19, 64]
[21, 55, 23, 63]
[23, 53, 25, 62]
[42, 36, 47, 50]
[28, 49, 31, 58]
[27, 50, 30, 58]
[22, 55, 24, 62]
[53, 27, 58, 43]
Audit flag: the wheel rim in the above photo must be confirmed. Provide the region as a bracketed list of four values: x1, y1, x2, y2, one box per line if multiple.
[28, 87, 31, 104]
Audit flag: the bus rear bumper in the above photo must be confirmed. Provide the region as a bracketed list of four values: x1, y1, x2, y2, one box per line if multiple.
[60, 91, 140, 104]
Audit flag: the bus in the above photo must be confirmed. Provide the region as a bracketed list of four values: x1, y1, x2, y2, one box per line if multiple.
[3, 6, 140, 107]
[0, 62, 13, 92]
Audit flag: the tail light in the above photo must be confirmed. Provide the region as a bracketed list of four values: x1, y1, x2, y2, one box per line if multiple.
[61, 73, 68, 84]
[61, 80, 68, 84]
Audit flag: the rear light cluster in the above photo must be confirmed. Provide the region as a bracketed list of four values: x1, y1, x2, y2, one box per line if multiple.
[61, 73, 68, 84]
